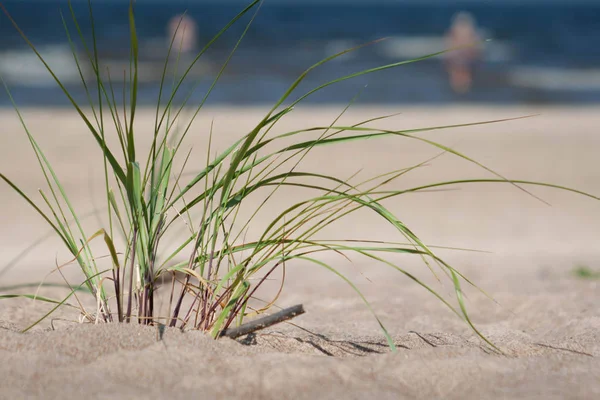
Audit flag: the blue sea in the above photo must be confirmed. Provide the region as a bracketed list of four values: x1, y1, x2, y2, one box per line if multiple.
[1, 0, 600, 106]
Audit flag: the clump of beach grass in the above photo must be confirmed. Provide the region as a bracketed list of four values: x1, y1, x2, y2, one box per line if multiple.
[1, 0, 597, 351]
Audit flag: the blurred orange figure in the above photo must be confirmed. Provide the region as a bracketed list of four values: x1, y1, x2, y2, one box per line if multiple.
[167, 14, 198, 54]
[444, 12, 481, 93]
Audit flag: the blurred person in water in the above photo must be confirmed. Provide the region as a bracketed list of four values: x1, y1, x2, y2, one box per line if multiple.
[167, 13, 198, 54]
[444, 12, 482, 94]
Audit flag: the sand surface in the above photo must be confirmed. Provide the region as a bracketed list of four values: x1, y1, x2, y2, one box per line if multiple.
[1, 106, 599, 399]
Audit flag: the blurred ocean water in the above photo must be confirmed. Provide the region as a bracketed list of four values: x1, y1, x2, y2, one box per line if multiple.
[1, 0, 599, 105]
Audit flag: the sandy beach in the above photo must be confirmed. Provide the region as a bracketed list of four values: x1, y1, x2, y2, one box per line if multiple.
[1, 106, 599, 399]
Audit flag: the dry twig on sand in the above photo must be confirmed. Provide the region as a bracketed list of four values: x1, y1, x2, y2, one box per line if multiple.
[221, 304, 305, 339]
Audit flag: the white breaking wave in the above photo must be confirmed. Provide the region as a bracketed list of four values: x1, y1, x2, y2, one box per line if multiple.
[377, 36, 514, 62]
[509, 67, 600, 90]
[0, 45, 85, 86]
[0, 44, 214, 86]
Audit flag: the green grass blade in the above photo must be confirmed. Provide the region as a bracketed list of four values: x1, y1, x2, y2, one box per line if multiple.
[20, 269, 111, 333]
[0, 4, 126, 184]
[0, 294, 80, 310]
[295, 255, 397, 351]
[0, 174, 66, 245]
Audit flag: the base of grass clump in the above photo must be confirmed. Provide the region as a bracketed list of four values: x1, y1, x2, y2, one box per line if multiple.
[1, 0, 599, 353]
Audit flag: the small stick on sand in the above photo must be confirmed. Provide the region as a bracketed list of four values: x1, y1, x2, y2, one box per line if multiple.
[220, 304, 305, 339]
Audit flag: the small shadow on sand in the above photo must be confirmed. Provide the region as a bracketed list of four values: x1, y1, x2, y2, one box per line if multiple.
[235, 327, 597, 359]
[237, 330, 394, 357]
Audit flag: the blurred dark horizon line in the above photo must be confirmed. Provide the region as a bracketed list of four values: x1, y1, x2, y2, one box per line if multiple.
[11, 0, 600, 4]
